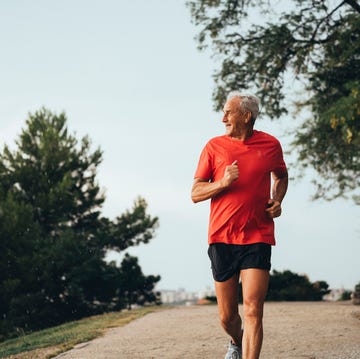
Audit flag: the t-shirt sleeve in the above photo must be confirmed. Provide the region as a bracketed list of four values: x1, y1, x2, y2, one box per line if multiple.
[194, 144, 213, 180]
[272, 141, 287, 177]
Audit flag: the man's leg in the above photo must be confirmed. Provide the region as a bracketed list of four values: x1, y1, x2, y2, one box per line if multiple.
[240, 268, 269, 359]
[215, 273, 243, 347]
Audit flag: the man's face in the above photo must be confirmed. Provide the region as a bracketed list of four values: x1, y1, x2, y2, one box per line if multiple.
[222, 97, 248, 137]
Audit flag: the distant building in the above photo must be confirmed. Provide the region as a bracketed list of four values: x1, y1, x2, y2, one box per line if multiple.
[160, 286, 216, 305]
[197, 286, 216, 299]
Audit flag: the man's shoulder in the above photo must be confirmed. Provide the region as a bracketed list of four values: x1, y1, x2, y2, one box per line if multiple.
[253, 130, 281, 145]
[208, 134, 227, 142]
[205, 135, 228, 146]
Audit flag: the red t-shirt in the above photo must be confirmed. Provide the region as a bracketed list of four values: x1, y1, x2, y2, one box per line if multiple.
[194, 131, 287, 246]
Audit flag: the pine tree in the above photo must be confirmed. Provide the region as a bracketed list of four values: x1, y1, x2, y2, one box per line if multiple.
[0, 109, 160, 338]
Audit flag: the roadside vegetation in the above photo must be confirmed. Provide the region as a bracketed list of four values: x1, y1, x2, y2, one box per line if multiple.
[0, 306, 165, 359]
[0, 111, 161, 341]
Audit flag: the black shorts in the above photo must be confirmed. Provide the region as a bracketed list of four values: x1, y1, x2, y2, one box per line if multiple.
[208, 242, 272, 282]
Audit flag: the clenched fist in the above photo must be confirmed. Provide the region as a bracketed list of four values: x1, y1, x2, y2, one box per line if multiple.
[222, 160, 239, 188]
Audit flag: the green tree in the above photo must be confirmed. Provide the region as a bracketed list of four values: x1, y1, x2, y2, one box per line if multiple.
[0, 108, 160, 339]
[238, 269, 330, 302]
[187, 0, 360, 202]
[266, 270, 330, 301]
[0, 195, 41, 337]
[340, 289, 352, 300]
[118, 254, 161, 310]
[0, 109, 104, 233]
[352, 282, 360, 304]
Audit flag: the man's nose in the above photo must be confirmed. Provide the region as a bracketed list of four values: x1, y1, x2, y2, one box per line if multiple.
[222, 114, 227, 122]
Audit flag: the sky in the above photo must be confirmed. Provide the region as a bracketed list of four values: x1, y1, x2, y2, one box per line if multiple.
[0, 0, 359, 293]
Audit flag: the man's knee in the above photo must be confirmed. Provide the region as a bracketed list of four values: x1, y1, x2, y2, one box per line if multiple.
[243, 299, 264, 323]
[219, 311, 240, 331]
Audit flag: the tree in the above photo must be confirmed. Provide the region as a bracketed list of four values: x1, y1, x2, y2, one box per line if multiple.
[118, 254, 161, 310]
[0, 195, 41, 336]
[0, 108, 160, 339]
[187, 0, 360, 202]
[352, 282, 360, 304]
[340, 289, 352, 300]
[0, 109, 104, 233]
[238, 269, 330, 302]
[266, 270, 330, 301]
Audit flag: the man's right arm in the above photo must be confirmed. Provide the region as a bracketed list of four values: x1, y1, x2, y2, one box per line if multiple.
[191, 160, 239, 203]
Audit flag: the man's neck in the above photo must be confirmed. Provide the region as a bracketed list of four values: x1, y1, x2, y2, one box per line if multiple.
[230, 128, 254, 141]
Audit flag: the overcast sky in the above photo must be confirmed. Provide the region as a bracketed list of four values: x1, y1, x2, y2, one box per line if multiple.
[1, 0, 359, 292]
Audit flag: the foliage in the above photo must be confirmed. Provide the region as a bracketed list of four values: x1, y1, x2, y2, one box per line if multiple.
[205, 296, 217, 303]
[355, 282, 360, 293]
[238, 269, 330, 302]
[0, 108, 160, 340]
[266, 270, 330, 301]
[118, 254, 161, 310]
[340, 290, 352, 301]
[187, 0, 360, 202]
[352, 281, 360, 305]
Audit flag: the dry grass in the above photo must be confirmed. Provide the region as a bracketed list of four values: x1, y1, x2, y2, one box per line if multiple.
[0, 306, 166, 359]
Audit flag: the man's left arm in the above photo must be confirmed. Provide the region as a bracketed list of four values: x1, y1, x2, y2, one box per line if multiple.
[266, 170, 288, 219]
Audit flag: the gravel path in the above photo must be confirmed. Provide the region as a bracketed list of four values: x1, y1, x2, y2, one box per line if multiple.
[54, 301, 360, 359]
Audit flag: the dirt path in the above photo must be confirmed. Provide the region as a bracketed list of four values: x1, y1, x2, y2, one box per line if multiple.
[54, 301, 360, 359]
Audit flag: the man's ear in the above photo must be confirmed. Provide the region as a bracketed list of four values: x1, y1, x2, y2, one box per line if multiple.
[244, 111, 252, 124]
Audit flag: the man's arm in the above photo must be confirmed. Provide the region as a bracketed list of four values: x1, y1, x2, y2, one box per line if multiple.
[265, 170, 288, 218]
[272, 170, 288, 204]
[191, 160, 239, 203]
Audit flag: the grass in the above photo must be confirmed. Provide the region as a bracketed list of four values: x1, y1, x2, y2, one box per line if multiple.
[0, 306, 166, 359]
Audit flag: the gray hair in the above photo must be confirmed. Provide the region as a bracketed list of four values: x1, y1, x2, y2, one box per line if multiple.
[227, 91, 260, 122]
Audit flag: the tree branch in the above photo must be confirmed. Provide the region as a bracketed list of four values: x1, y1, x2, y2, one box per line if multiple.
[344, 0, 360, 13]
[308, 1, 346, 43]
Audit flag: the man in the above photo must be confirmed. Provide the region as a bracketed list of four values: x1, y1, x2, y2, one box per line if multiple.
[191, 92, 288, 359]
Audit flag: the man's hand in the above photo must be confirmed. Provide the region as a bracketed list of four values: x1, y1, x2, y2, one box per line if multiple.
[265, 200, 282, 218]
[191, 160, 239, 203]
[221, 160, 239, 188]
